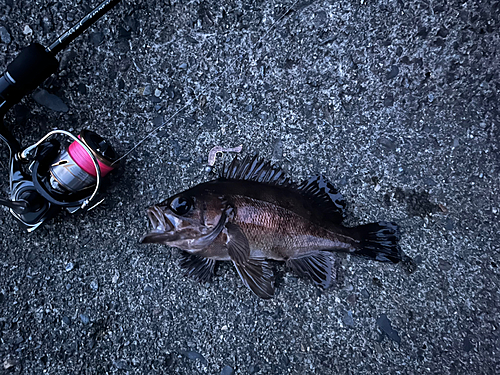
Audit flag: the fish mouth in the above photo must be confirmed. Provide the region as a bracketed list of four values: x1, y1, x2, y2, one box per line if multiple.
[146, 206, 173, 233]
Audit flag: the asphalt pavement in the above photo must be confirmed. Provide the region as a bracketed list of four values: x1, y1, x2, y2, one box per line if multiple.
[0, 0, 499, 373]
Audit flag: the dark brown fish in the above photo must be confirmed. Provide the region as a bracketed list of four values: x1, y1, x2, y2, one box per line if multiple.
[141, 155, 403, 299]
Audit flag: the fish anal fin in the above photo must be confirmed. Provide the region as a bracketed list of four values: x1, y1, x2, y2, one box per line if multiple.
[233, 258, 275, 299]
[179, 252, 216, 283]
[225, 222, 250, 264]
[287, 251, 335, 289]
[296, 175, 346, 223]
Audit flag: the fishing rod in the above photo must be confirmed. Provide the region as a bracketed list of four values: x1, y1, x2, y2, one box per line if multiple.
[0, 0, 123, 232]
[0, 0, 301, 232]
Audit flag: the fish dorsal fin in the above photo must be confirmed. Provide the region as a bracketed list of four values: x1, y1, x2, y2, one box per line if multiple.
[221, 155, 292, 187]
[220, 155, 345, 223]
[296, 175, 346, 224]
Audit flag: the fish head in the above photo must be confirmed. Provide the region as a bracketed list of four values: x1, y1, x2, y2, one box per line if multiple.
[140, 189, 226, 251]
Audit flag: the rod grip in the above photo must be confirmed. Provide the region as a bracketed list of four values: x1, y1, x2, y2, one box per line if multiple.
[7, 43, 59, 93]
[0, 43, 59, 114]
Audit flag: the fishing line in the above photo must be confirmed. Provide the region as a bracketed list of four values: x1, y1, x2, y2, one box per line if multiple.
[116, 0, 303, 162]
[112, 100, 193, 165]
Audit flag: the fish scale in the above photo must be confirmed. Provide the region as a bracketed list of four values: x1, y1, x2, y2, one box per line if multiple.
[231, 195, 355, 260]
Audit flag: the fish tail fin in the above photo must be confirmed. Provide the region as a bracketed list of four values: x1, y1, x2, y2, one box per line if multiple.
[353, 222, 402, 263]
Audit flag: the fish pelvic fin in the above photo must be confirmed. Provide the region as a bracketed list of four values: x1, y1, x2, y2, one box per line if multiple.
[232, 259, 275, 299]
[353, 222, 403, 263]
[179, 252, 216, 283]
[287, 251, 336, 289]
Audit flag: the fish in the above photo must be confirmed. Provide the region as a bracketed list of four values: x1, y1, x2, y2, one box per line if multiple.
[141, 155, 405, 299]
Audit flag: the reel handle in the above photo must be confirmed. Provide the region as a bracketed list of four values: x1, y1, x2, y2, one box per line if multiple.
[0, 197, 28, 214]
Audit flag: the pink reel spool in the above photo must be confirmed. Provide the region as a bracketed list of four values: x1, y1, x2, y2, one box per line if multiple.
[68, 136, 114, 177]
[49, 130, 118, 193]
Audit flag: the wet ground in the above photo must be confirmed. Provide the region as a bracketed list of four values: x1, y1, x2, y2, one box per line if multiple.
[0, 0, 499, 373]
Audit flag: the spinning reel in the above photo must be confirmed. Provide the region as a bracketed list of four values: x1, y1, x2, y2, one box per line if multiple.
[0, 0, 122, 231]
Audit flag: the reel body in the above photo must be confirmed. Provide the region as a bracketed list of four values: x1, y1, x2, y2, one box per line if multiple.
[1, 127, 118, 231]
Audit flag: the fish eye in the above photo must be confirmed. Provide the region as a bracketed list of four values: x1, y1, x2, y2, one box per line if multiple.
[169, 196, 193, 215]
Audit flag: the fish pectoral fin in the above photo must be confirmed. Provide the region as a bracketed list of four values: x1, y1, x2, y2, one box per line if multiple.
[226, 222, 275, 298]
[179, 252, 216, 283]
[225, 222, 250, 264]
[287, 251, 336, 289]
[232, 258, 275, 299]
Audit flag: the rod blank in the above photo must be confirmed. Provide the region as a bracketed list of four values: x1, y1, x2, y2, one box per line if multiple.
[46, 0, 123, 55]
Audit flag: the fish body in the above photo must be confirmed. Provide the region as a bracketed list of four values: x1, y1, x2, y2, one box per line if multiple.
[182, 180, 356, 260]
[142, 156, 402, 298]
